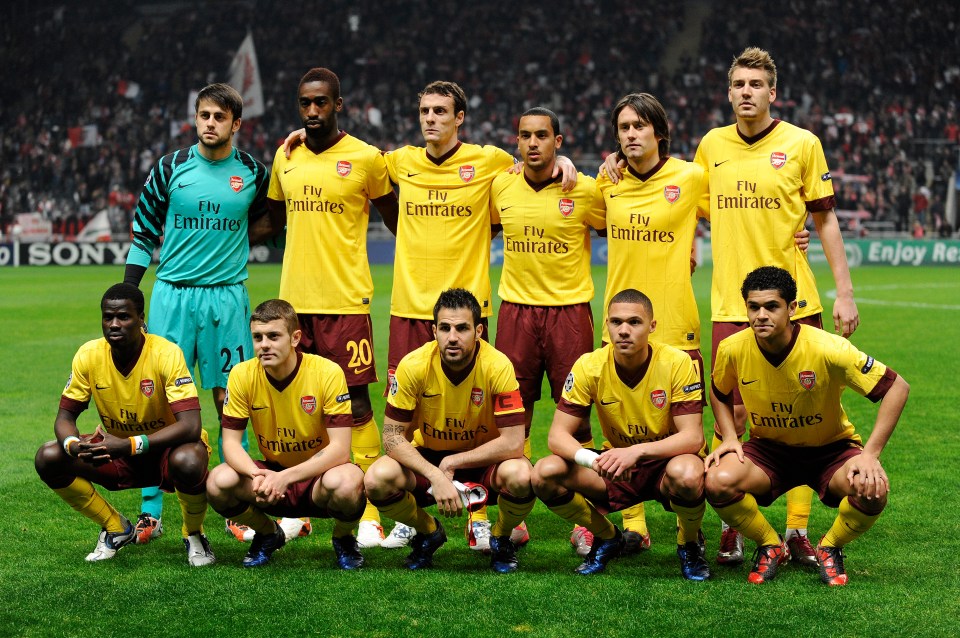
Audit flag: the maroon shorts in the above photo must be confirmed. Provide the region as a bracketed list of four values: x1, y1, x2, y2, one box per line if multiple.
[742, 438, 863, 508]
[88, 446, 206, 494]
[712, 314, 822, 405]
[298, 313, 378, 386]
[410, 448, 500, 508]
[386, 315, 489, 395]
[590, 455, 672, 515]
[251, 460, 334, 518]
[495, 301, 594, 407]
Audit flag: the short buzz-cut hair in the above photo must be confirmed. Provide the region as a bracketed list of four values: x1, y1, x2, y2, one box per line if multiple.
[521, 107, 562, 137]
[433, 288, 481, 327]
[611, 93, 671, 158]
[608, 288, 654, 317]
[102, 283, 145, 315]
[195, 83, 244, 120]
[250, 299, 299, 335]
[298, 67, 341, 100]
[728, 46, 778, 88]
[741, 266, 797, 303]
[419, 81, 467, 117]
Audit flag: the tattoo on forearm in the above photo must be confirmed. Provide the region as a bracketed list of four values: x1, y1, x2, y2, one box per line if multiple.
[383, 422, 406, 452]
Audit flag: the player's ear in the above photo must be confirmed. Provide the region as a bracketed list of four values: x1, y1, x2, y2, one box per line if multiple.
[335, 97, 343, 112]
[475, 322, 483, 340]
[555, 134, 563, 150]
[649, 318, 656, 333]
[232, 117, 242, 134]
[432, 323, 438, 340]
[291, 328, 302, 347]
[788, 300, 798, 317]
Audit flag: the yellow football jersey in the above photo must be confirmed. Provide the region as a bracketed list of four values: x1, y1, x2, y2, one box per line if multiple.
[597, 157, 707, 349]
[222, 352, 353, 467]
[386, 340, 524, 451]
[384, 142, 514, 319]
[60, 334, 201, 437]
[491, 171, 604, 305]
[269, 133, 394, 315]
[561, 342, 703, 448]
[712, 324, 892, 446]
[694, 121, 835, 322]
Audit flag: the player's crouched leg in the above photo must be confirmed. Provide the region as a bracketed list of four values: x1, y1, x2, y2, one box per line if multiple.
[663, 454, 710, 581]
[168, 442, 215, 566]
[316, 463, 366, 570]
[489, 458, 534, 574]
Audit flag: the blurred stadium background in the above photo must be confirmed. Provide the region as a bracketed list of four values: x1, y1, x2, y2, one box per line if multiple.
[1, 0, 958, 250]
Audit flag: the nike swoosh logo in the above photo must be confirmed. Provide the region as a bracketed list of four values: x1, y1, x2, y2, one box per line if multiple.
[172, 182, 194, 191]
[600, 398, 618, 405]
[354, 366, 371, 375]
[407, 172, 420, 178]
[251, 405, 269, 410]
[740, 379, 758, 385]
[501, 206, 514, 211]
[609, 193, 622, 198]
[714, 160, 729, 167]
[422, 393, 441, 398]
[284, 167, 297, 174]
[96, 384, 110, 390]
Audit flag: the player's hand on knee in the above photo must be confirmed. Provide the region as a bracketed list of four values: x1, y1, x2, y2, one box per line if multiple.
[846, 452, 888, 501]
[704, 439, 744, 470]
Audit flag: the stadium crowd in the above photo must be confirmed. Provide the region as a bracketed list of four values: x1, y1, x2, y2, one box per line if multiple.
[1, 0, 957, 238]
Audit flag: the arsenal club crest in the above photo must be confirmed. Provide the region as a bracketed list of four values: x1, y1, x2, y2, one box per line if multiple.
[664, 185, 680, 203]
[770, 152, 787, 169]
[650, 389, 667, 409]
[229, 176, 244, 192]
[558, 198, 575, 217]
[301, 395, 317, 414]
[799, 371, 816, 390]
[459, 165, 475, 182]
[471, 387, 484, 407]
[140, 379, 155, 397]
[337, 160, 352, 177]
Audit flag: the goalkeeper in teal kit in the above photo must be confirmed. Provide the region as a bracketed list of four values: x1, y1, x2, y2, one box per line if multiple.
[124, 83, 278, 544]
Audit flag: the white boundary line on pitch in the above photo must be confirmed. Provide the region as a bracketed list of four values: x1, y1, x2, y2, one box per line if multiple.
[825, 282, 960, 310]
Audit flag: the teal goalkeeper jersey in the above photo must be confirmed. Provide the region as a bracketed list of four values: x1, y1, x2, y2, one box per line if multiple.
[127, 144, 268, 285]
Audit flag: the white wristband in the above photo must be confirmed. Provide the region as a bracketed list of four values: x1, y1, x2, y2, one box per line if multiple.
[63, 436, 80, 457]
[574, 448, 600, 469]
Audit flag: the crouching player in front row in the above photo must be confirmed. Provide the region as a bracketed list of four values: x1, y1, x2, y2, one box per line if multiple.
[206, 299, 366, 570]
[532, 289, 710, 580]
[35, 283, 214, 566]
[705, 267, 909, 585]
[364, 289, 535, 573]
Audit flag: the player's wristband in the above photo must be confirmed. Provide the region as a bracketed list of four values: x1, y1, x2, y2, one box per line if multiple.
[130, 435, 149, 455]
[574, 448, 600, 469]
[62, 436, 80, 457]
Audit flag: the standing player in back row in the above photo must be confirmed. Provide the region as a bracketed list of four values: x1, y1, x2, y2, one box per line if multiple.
[490, 106, 604, 552]
[706, 267, 908, 585]
[694, 47, 860, 566]
[265, 67, 399, 548]
[124, 83, 272, 545]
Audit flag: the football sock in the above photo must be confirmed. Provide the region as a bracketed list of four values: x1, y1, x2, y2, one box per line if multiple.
[712, 493, 780, 547]
[176, 490, 207, 536]
[332, 510, 364, 538]
[55, 478, 125, 532]
[785, 485, 813, 530]
[471, 504, 489, 524]
[231, 505, 277, 536]
[821, 497, 881, 548]
[351, 415, 382, 524]
[491, 493, 536, 537]
[523, 436, 532, 460]
[140, 486, 163, 519]
[621, 502, 648, 536]
[375, 491, 437, 534]
[547, 491, 616, 540]
[670, 497, 706, 545]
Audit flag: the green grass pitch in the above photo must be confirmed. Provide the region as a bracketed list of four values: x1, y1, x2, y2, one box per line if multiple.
[1, 263, 958, 638]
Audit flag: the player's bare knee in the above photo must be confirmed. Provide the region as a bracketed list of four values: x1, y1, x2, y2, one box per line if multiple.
[850, 493, 887, 516]
[704, 465, 739, 502]
[665, 457, 705, 499]
[531, 455, 567, 496]
[206, 464, 239, 501]
[363, 457, 402, 498]
[498, 459, 532, 497]
[168, 442, 208, 483]
[34, 440, 68, 478]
